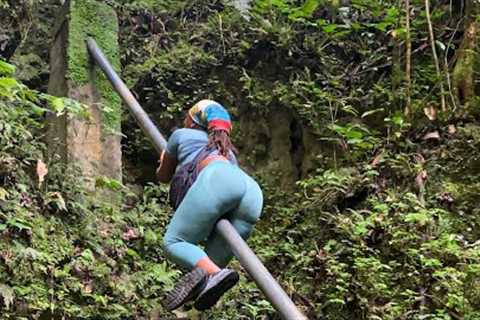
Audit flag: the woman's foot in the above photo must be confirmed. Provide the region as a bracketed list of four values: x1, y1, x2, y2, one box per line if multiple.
[163, 268, 208, 311]
[194, 269, 239, 310]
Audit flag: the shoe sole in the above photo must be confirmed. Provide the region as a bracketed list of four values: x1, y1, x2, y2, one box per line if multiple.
[163, 268, 207, 311]
[194, 271, 239, 310]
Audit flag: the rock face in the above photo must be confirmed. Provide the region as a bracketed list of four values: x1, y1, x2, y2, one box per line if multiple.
[47, 0, 122, 189]
[236, 106, 323, 188]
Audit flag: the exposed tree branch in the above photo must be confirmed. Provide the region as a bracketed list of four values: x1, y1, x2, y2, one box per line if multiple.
[445, 18, 464, 111]
[404, 0, 412, 116]
[425, 0, 447, 112]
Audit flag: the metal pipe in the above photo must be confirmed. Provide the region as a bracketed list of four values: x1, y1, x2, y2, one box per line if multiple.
[86, 38, 307, 320]
[216, 220, 307, 319]
[86, 38, 167, 153]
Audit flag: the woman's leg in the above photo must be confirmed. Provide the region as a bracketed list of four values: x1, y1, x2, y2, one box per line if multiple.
[163, 162, 245, 270]
[163, 182, 217, 269]
[162, 180, 221, 312]
[204, 175, 263, 267]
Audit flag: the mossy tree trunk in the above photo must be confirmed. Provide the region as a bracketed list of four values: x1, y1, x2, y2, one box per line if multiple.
[47, 0, 122, 191]
[452, 0, 480, 109]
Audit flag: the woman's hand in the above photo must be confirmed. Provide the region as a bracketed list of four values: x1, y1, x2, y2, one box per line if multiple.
[156, 150, 177, 183]
[157, 150, 166, 168]
[156, 150, 166, 178]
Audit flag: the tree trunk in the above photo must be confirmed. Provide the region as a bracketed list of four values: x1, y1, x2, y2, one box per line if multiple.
[452, 0, 479, 108]
[425, 0, 447, 112]
[404, 0, 412, 116]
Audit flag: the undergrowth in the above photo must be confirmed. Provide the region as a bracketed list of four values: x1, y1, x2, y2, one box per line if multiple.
[2, 0, 480, 319]
[0, 60, 179, 318]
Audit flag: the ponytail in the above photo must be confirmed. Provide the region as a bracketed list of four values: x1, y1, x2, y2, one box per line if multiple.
[207, 129, 237, 158]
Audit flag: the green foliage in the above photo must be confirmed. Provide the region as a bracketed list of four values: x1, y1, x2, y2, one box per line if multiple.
[0, 0, 59, 92]
[0, 60, 16, 74]
[3, 0, 480, 319]
[111, 1, 480, 318]
[329, 122, 380, 155]
[0, 61, 177, 318]
[229, 149, 480, 319]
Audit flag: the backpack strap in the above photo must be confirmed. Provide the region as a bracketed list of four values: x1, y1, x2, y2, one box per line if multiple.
[169, 145, 211, 209]
[198, 155, 228, 171]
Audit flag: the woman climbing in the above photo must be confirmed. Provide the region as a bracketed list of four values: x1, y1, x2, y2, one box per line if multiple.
[156, 99, 263, 311]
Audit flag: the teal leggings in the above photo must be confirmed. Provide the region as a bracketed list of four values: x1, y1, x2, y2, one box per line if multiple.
[163, 161, 263, 269]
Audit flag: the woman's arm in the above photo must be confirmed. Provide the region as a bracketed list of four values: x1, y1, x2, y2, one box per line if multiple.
[156, 150, 177, 183]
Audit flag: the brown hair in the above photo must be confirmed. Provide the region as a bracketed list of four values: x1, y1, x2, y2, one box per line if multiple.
[185, 114, 236, 157]
[207, 129, 237, 158]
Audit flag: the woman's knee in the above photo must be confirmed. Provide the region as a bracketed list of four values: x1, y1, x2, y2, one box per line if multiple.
[241, 179, 263, 223]
[162, 235, 183, 265]
[235, 221, 255, 239]
[162, 229, 177, 253]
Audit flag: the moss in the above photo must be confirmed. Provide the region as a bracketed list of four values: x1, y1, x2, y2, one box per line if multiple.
[68, 0, 121, 133]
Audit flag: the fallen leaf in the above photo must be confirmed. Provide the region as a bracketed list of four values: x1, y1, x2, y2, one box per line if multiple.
[82, 279, 93, 294]
[122, 228, 139, 241]
[173, 310, 189, 319]
[73, 246, 82, 256]
[416, 170, 427, 189]
[424, 106, 437, 121]
[438, 192, 454, 204]
[370, 152, 383, 167]
[36, 159, 48, 188]
[422, 131, 440, 140]
[20, 193, 32, 207]
[414, 154, 425, 164]
[448, 125, 456, 135]
[98, 223, 113, 238]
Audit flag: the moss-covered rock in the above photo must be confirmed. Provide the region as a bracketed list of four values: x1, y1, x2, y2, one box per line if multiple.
[68, 0, 121, 132]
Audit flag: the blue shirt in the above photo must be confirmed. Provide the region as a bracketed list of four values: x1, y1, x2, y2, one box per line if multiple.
[166, 128, 237, 169]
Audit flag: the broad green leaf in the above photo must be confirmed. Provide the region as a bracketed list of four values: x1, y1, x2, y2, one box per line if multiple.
[30, 104, 48, 116]
[354, 220, 370, 236]
[0, 60, 15, 75]
[323, 24, 338, 33]
[0, 77, 19, 90]
[289, 0, 319, 19]
[300, 0, 319, 16]
[7, 218, 32, 231]
[0, 187, 8, 200]
[95, 176, 123, 191]
[126, 248, 139, 258]
[50, 97, 65, 114]
[404, 212, 431, 226]
[80, 249, 94, 263]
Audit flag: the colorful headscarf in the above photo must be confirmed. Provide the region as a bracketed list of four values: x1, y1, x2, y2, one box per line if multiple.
[188, 99, 232, 133]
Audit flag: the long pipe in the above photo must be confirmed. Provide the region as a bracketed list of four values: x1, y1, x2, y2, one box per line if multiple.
[86, 38, 167, 153]
[86, 38, 307, 320]
[216, 220, 308, 319]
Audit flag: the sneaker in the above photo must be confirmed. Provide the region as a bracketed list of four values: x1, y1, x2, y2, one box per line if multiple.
[194, 269, 239, 310]
[163, 268, 208, 311]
